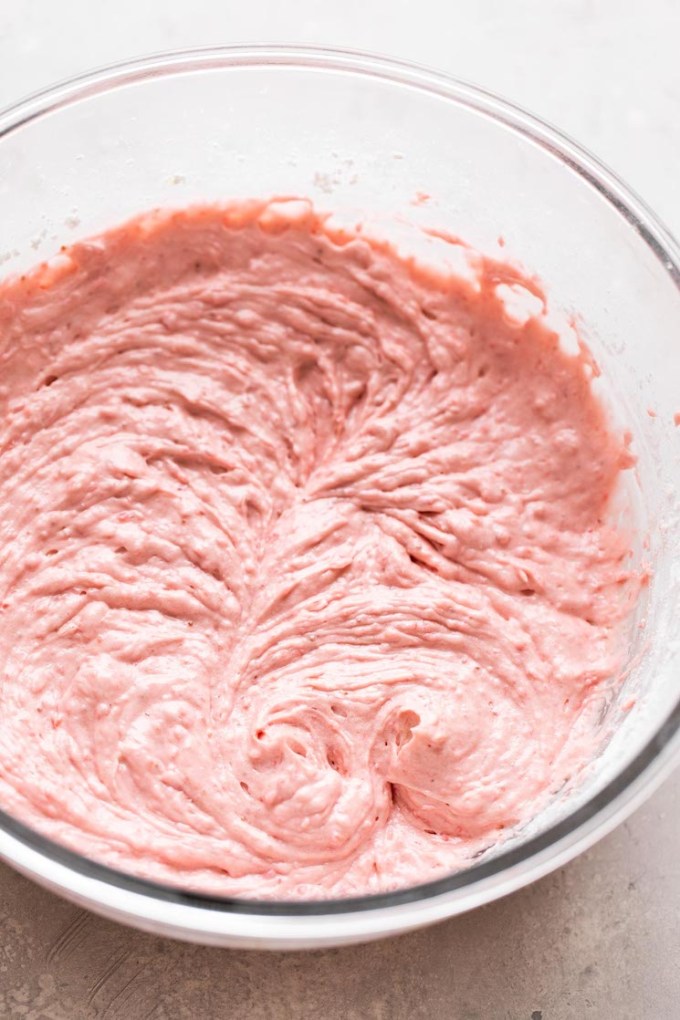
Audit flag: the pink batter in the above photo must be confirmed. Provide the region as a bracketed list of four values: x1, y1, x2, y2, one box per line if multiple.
[0, 199, 636, 898]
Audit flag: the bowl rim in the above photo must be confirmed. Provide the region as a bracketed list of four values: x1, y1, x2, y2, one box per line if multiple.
[0, 43, 678, 929]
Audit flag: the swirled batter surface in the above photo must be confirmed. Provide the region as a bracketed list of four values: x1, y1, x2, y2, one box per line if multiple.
[0, 199, 636, 897]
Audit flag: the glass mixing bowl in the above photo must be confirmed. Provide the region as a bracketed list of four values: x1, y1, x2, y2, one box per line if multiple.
[0, 46, 678, 950]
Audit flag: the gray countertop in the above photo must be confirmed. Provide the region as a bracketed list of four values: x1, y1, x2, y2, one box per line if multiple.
[0, 2, 678, 1016]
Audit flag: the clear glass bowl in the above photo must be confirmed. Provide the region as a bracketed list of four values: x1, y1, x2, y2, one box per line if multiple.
[0, 45, 678, 950]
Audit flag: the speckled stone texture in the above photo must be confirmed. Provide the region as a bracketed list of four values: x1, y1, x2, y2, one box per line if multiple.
[0, 1, 679, 1016]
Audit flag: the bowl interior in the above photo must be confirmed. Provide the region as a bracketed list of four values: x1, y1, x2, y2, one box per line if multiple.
[0, 49, 679, 913]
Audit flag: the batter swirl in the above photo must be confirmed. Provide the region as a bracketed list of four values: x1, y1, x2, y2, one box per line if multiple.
[0, 199, 635, 897]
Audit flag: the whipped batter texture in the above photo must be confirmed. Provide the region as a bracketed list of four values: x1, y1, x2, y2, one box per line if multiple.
[0, 199, 636, 897]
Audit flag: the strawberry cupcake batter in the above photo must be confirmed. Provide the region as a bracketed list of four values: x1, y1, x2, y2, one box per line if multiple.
[0, 199, 636, 898]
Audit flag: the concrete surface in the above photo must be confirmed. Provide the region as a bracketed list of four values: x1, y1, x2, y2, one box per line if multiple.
[0, 1, 678, 1017]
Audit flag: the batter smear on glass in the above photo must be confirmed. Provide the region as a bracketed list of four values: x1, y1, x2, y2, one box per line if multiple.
[0, 198, 637, 897]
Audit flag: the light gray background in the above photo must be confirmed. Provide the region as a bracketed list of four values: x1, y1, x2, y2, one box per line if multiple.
[0, 2, 678, 1017]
